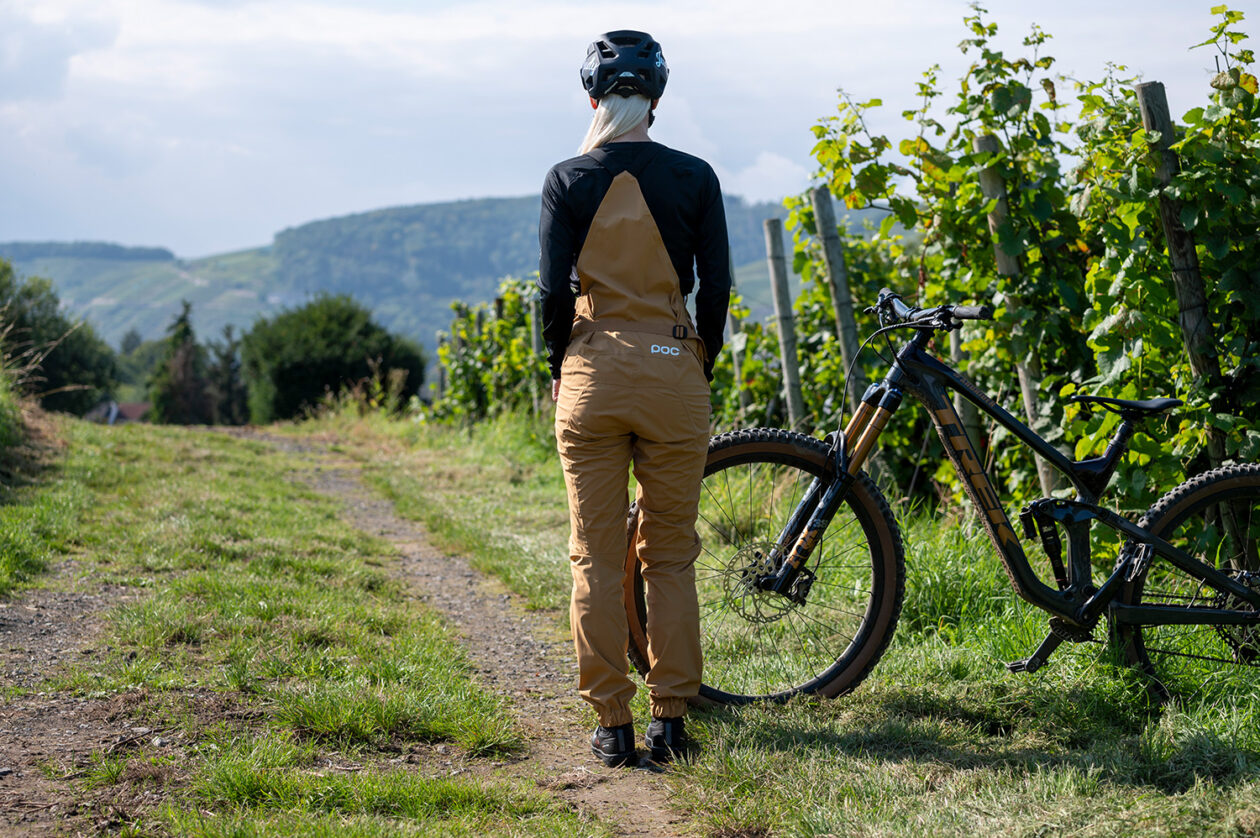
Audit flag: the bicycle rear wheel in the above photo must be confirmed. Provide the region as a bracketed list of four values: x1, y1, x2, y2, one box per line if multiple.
[1115, 463, 1260, 693]
[624, 428, 905, 704]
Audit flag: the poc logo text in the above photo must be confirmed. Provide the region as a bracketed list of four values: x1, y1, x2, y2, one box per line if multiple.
[650, 344, 680, 356]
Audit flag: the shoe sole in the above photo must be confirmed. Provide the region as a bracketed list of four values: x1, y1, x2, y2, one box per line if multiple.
[592, 746, 637, 767]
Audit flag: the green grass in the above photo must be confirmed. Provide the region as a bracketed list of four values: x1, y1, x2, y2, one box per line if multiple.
[308, 408, 1260, 838]
[53, 422, 519, 749]
[0, 410, 85, 594]
[7, 419, 598, 834]
[152, 730, 603, 837]
[0, 366, 20, 451]
[306, 410, 573, 611]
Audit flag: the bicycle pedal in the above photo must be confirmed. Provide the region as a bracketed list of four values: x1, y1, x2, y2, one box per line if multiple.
[1006, 657, 1043, 674]
[1005, 631, 1065, 675]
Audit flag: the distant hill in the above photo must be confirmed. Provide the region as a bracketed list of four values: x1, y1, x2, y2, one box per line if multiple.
[1, 195, 878, 351]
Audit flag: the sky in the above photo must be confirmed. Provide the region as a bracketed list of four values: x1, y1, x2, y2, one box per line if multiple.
[0, 0, 1242, 258]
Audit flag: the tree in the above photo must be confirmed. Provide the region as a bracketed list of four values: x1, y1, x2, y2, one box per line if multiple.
[0, 258, 116, 415]
[241, 294, 425, 423]
[207, 325, 248, 426]
[116, 338, 166, 401]
[148, 301, 212, 424]
[119, 328, 143, 355]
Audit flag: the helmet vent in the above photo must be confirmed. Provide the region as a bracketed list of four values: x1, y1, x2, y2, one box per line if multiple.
[580, 30, 668, 101]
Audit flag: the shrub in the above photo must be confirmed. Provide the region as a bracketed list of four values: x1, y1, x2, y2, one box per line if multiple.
[429, 277, 548, 423]
[0, 259, 116, 415]
[242, 294, 425, 423]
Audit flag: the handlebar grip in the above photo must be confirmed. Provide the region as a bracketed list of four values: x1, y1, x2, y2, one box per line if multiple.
[952, 304, 993, 321]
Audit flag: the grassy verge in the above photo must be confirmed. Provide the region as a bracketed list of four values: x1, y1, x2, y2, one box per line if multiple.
[306, 410, 572, 611]
[0, 407, 81, 595]
[304, 409, 1260, 837]
[0, 366, 20, 452]
[16, 420, 602, 836]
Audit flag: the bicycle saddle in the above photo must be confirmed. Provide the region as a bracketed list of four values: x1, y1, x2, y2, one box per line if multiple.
[1068, 395, 1182, 418]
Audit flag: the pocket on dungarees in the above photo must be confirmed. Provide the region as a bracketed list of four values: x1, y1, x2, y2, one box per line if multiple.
[683, 337, 707, 373]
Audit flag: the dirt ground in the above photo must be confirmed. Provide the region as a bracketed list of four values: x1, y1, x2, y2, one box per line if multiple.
[0, 577, 193, 835]
[265, 431, 688, 837]
[0, 429, 687, 836]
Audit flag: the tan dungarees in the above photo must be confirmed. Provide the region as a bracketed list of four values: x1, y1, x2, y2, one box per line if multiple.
[555, 147, 711, 727]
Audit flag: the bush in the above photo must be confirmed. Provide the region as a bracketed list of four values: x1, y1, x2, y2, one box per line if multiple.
[242, 294, 426, 423]
[429, 277, 548, 423]
[0, 258, 116, 415]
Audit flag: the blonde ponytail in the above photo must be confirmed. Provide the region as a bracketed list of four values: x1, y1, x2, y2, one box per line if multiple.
[579, 94, 652, 155]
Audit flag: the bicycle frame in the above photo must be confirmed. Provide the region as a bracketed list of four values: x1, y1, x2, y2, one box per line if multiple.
[766, 327, 1260, 631]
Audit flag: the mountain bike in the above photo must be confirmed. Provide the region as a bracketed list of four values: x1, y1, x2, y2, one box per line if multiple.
[623, 287, 1260, 703]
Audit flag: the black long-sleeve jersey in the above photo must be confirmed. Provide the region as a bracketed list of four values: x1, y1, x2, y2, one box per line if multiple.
[537, 141, 732, 380]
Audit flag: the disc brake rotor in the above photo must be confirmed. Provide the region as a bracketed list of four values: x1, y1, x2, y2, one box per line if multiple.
[719, 541, 795, 624]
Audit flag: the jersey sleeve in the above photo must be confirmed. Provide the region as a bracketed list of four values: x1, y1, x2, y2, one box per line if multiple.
[693, 167, 732, 380]
[537, 166, 577, 380]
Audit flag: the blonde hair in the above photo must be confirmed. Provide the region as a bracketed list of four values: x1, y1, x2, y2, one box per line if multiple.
[579, 94, 652, 154]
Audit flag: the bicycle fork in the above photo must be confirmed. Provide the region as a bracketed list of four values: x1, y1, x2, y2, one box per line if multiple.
[757, 386, 902, 601]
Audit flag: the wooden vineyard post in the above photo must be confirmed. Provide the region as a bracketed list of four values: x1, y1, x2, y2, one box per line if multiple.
[1135, 80, 1225, 468]
[435, 334, 448, 401]
[726, 272, 753, 420]
[530, 295, 544, 414]
[974, 133, 1059, 496]
[765, 218, 806, 429]
[810, 185, 866, 414]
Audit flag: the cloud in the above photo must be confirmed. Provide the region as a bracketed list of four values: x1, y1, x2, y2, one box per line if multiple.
[0, 0, 1229, 256]
[718, 151, 811, 204]
[0, 4, 117, 101]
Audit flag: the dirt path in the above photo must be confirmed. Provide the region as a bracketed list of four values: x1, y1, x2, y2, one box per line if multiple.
[0, 575, 150, 835]
[0, 428, 688, 836]
[244, 430, 688, 837]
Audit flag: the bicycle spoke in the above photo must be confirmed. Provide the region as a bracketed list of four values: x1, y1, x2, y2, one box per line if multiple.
[639, 431, 903, 702]
[1119, 465, 1260, 688]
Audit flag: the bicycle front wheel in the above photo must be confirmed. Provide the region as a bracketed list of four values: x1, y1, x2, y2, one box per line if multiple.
[625, 428, 905, 704]
[1115, 463, 1260, 692]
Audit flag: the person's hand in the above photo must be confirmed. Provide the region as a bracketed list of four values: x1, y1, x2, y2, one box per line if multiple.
[552, 379, 561, 402]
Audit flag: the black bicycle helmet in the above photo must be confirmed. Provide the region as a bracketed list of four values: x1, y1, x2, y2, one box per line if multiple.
[580, 30, 668, 100]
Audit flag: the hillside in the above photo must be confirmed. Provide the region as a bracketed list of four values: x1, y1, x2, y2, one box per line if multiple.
[1, 195, 876, 350]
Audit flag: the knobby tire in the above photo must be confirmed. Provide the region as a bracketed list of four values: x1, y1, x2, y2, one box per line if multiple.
[624, 428, 905, 705]
[1116, 463, 1260, 695]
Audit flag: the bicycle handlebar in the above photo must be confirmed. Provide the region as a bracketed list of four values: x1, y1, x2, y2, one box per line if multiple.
[876, 287, 993, 328]
[952, 304, 992, 320]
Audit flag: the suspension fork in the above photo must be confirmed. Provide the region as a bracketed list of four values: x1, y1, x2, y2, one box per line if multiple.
[758, 384, 903, 600]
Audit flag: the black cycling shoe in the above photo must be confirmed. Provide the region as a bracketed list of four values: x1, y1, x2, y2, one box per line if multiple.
[590, 723, 637, 767]
[644, 716, 691, 763]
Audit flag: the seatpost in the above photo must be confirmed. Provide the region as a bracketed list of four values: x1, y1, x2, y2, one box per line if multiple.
[1071, 416, 1137, 499]
[1105, 419, 1136, 462]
